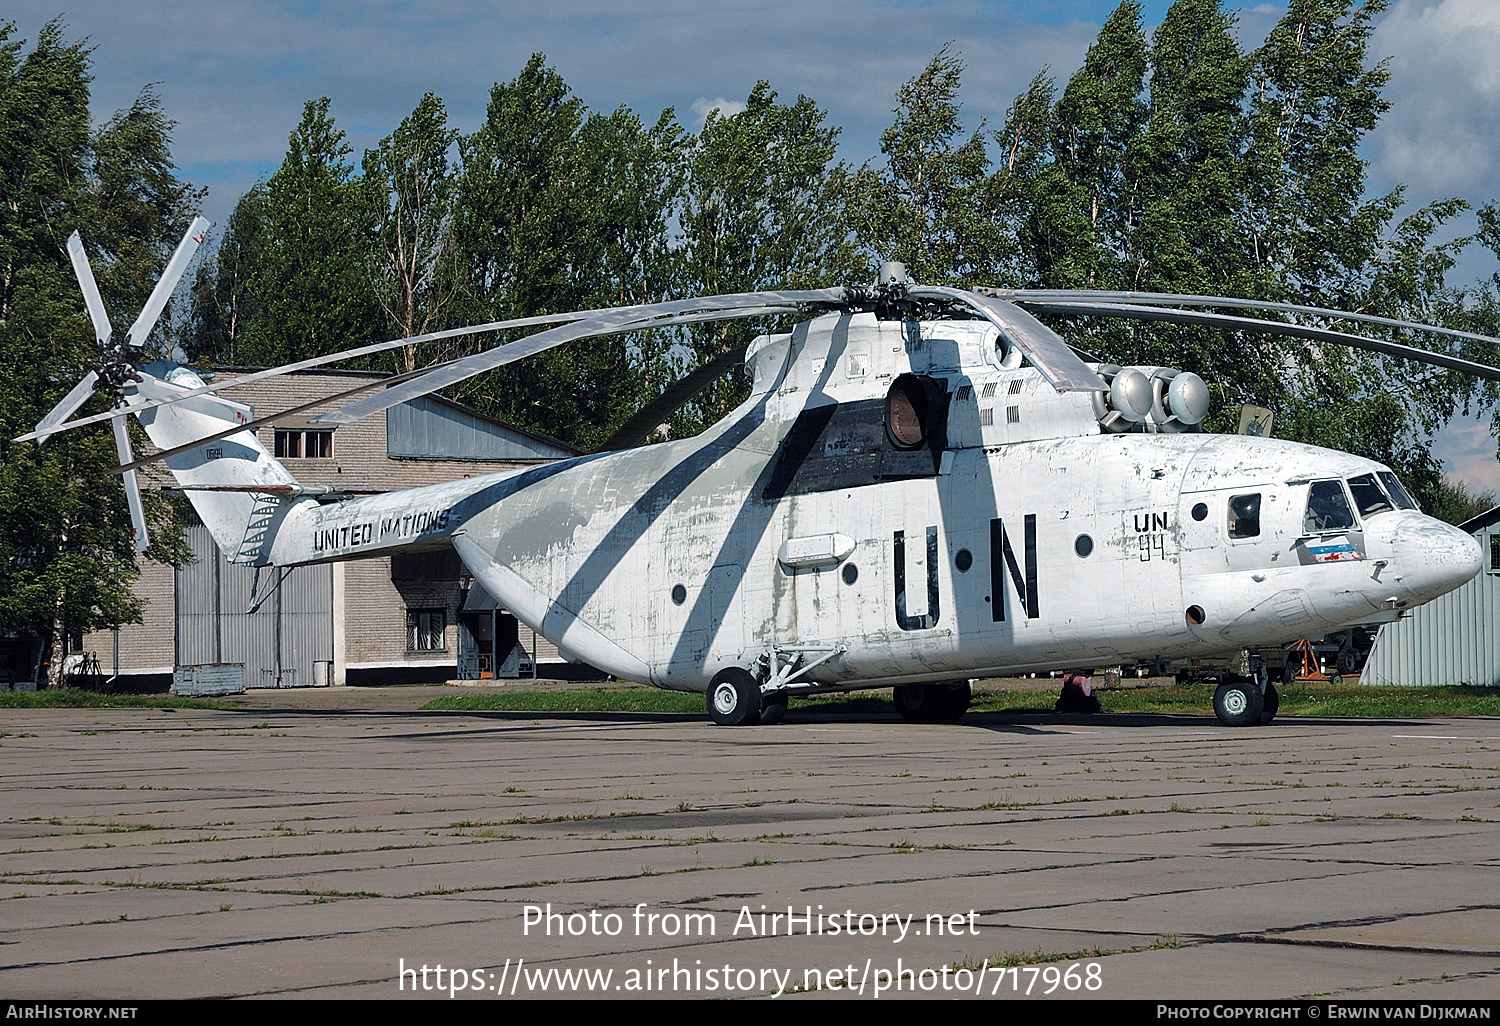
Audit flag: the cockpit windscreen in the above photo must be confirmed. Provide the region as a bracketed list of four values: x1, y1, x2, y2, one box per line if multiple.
[1347, 473, 1395, 518]
[1376, 471, 1419, 511]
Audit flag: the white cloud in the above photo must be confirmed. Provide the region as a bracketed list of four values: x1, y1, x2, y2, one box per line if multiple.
[1368, 0, 1500, 200]
[1430, 416, 1500, 497]
[689, 96, 747, 125]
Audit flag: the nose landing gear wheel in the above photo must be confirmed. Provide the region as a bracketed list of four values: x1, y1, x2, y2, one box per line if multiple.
[708, 667, 762, 726]
[1213, 679, 1264, 727]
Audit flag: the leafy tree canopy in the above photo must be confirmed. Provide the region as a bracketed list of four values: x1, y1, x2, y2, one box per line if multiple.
[0, 20, 197, 657]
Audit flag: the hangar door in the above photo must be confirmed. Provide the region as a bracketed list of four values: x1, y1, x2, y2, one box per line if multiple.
[176, 520, 334, 687]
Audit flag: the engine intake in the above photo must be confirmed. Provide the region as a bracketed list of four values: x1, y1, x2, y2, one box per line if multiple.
[1091, 365, 1208, 433]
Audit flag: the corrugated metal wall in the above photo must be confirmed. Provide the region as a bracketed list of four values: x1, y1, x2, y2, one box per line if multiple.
[176, 521, 334, 687]
[387, 395, 574, 460]
[1363, 524, 1500, 686]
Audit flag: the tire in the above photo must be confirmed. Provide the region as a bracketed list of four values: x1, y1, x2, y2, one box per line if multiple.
[1213, 679, 1264, 727]
[893, 683, 935, 721]
[895, 681, 970, 721]
[1281, 657, 1298, 686]
[708, 667, 762, 726]
[1259, 682, 1280, 725]
[932, 680, 971, 720]
[759, 694, 788, 726]
[1336, 647, 1360, 676]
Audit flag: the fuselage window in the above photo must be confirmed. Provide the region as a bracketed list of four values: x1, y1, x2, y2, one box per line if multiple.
[1377, 471, 1419, 511]
[1228, 494, 1261, 539]
[1347, 474, 1394, 518]
[1304, 480, 1355, 533]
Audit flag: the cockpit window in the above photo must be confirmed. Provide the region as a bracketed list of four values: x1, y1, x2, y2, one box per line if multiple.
[1228, 493, 1261, 539]
[1304, 480, 1355, 533]
[1377, 471, 1419, 511]
[1347, 474, 1395, 518]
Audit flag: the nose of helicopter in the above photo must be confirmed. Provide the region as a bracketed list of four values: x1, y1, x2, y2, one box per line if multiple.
[1392, 513, 1484, 604]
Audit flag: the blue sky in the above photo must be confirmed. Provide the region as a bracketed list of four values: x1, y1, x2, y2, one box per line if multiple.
[9, 0, 1499, 492]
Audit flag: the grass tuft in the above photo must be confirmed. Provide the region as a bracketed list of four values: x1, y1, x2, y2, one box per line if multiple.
[0, 690, 232, 710]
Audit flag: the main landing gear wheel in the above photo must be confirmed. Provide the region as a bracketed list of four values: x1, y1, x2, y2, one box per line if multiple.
[893, 681, 971, 721]
[1213, 679, 1264, 727]
[708, 667, 762, 726]
[1260, 682, 1280, 725]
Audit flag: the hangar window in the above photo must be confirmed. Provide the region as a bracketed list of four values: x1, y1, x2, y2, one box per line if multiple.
[275, 429, 333, 459]
[1227, 494, 1261, 539]
[1303, 480, 1355, 533]
[406, 608, 445, 652]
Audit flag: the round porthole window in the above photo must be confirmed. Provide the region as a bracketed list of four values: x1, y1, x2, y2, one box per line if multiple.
[842, 563, 859, 585]
[1192, 502, 1208, 522]
[955, 548, 973, 573]
[671, 584, 687, 605]
[1074, 534, 1094, 558]
[1185, 605, 1206, 625]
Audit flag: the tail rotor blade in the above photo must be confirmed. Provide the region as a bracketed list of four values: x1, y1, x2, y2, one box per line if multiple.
[34, 370, 100, 445]
[66, 233, 113, 346]
[112, 412, 150, 552]
[124, 215, 211, 349]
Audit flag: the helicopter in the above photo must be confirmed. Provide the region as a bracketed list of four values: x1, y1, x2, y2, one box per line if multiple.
[22, 222, 1497, 728]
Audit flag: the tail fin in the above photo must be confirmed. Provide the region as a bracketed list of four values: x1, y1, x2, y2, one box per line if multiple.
[128, 366, 298, 558]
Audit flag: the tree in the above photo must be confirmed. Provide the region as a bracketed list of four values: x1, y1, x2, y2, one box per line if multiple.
[673, 82, 855, 434]
[845, 45, 997, 285]
[362, 92, 460, 372]
[186, 181, 266, 365]
[967, 0, 1495, 507]
[1425, 478, 1496, 527]
[451, 55, 664, 450]
[234, 98, 380, 367]
[1046, 3, 1149, 288]
[455, 55, 591, 322]
[0, 21, 197, 676]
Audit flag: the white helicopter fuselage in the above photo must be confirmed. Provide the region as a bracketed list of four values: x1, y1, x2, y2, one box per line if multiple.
[157, 311, 1480, 695]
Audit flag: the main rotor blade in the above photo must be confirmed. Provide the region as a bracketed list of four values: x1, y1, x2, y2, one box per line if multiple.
[66, 233, 113, 346]
[316, 290, 846, 426]
[12, 310, 595, 443]
[999, 289, 1500, 350]
[1020, 300, 1500, 381]
[124, 215, 211, 349]
[905, 286, 1107, 392]
[597, 342, 750, 451]
[108, 295, 841, 476]
[33, 371, 100, 445]
[112, 413, 149, 552]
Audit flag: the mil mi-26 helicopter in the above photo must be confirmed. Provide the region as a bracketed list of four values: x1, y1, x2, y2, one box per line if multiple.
[23, 221, 1498, 727]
